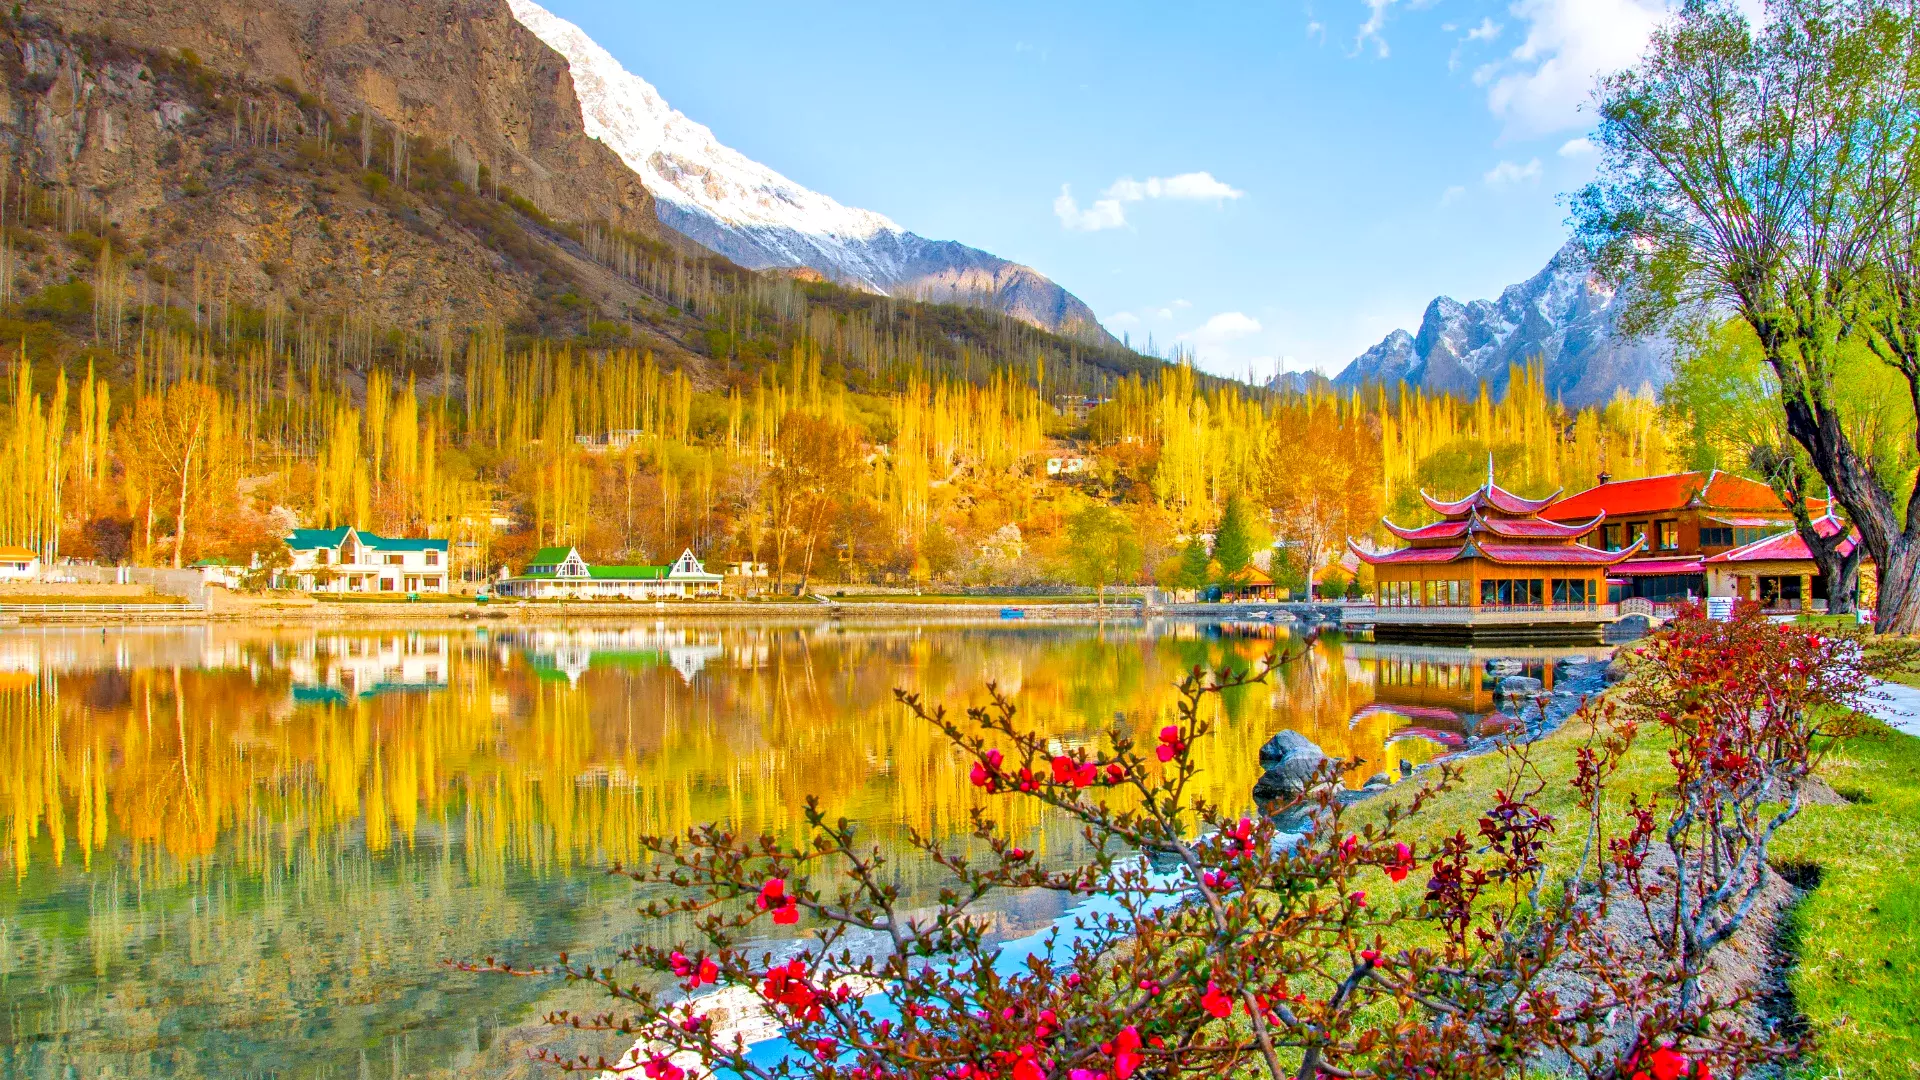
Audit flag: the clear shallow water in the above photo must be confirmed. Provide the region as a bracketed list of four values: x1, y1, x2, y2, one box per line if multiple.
[0, 620, 1604, 1079]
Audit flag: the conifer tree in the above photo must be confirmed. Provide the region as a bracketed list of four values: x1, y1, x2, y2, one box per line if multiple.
[1211, 494, 1256, 581]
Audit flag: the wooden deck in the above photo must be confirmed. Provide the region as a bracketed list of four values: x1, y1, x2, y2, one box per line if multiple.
[1353, 603, 1616, 645]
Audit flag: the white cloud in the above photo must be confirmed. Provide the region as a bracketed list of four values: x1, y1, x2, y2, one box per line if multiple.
[1483, 0, 1669, 137]
[1356, 0, 1395, 56]
[1466, 17, 1502, 42]
[1107, 311, 1142, 328]
[1558, 136, 1596, 156]
[1054, 172, 1244, 231]
[1183, 312, 1263, 345]
[1172, 298, 1193, 309]
[1440, 184, 1468, 205]
[1054, 186, 1127, 231]
[1483, 158, 1543, 187]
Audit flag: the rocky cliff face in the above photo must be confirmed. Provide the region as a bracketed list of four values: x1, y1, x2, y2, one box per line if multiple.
[29, 0, 665, 239]
[507, 0, 1117, 345]
[0, 5, 711, 356]
[1333, 242, 1672, 407]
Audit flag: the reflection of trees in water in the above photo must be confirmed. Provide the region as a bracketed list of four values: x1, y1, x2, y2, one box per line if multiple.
[0, 624, 1469, 1079]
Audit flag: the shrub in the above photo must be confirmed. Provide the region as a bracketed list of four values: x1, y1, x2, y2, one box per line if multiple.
[467, 606, 1878, 1079]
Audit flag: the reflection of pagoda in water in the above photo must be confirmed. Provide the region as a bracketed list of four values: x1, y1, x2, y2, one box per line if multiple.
[511, 627, 725, 685]
[287, 633, 452, 703]
[1340, 644, 1603, 774]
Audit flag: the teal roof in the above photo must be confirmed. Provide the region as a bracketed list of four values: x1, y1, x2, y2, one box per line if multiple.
[286, 527, 448, 552]
[530, 546, 575, 565]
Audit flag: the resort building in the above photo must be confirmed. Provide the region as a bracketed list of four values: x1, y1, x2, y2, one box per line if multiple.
[494, 547, 725, 600]
[0, 545, 40, 580]
[1544, 470, 1811, 606]
[283, 527, 452, 594]
[1704, 514, 1874, 614]
[1351, 465, 1643, 643]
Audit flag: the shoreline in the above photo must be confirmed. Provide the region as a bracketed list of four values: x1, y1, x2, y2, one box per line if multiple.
[0, 596, 1359, 627]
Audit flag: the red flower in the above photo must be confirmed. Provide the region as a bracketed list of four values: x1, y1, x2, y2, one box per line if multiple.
[761, 958, 822, 1021]
[668, 950, 719, 988]
[1649, 1046, 1688, 1080]
[1200, 979, 1234, 1019]
[1106, 762, 1126, 783]
[1111, 1025, 1144, 1079]
[642, 1054, 684, 1080]
[758, 878, 799, 924]
[1387, 841, 1416, 882]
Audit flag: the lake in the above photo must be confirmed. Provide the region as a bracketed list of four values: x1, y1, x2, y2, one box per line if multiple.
[0, 620, 1605, 1079]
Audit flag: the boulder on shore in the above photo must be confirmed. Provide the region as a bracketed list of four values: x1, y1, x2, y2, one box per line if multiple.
[1500, 675, 1544, 695]
[1254, 730, 1328, 802]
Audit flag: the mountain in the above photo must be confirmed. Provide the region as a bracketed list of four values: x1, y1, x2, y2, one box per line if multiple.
[1265, 370, 1333, 395]
[1333, 242, 1672, 407]
[506, 0, 1117, 345]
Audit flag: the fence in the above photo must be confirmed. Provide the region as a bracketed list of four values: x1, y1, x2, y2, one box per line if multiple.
[0, 603, 205, 615]
[51, 564, 210, 606]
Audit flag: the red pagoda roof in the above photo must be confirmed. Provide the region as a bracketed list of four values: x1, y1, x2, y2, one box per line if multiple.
[1546, 470, 1821, 521]
[1382, 518, 1471, 542]
[1475, 512, 1605, 539]
[1703, 515, 1858, 564]
[1474, 538, 1646, 565]
[1422, 484, 1563, 518]
[1348, 541, 1471, 566]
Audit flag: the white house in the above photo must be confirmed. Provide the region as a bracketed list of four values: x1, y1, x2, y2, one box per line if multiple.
[495, 547, 725, 600]
[283, 527, 451, 594]
[1046, 456, 1092, 477]
[0, 545, 39, 581]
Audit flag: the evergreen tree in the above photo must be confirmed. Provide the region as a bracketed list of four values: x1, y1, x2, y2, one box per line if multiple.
[1177, 536, 1211, 590]
[1211, 494, 1256, 580]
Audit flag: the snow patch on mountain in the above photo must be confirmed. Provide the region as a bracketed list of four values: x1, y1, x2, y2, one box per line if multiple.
[507, 0, 1113, 341]
[1327, 242, 1671, 408]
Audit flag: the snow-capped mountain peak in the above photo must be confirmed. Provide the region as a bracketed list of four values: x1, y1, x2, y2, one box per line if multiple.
[508, 0, 1114, 341]
[1324, 242, 1671, 408]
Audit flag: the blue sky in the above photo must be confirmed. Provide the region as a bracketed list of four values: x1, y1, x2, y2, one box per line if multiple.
[538, 0, 1683, 381]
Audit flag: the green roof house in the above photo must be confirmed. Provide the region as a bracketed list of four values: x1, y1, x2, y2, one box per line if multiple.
[497, 547, 724, 600]
[284, 526, 451, 595]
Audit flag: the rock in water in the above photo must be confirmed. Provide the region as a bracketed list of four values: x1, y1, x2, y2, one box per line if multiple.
[1499, 675, 1544, 694]
[1254, 730, 1327, 802]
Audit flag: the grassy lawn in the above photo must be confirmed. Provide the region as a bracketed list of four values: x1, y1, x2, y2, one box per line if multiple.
[1355, 707, 1920, 1079]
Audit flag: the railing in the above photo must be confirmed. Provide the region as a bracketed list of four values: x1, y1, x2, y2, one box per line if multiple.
[1370, 602, 1605, 614]
[0, 603, 206, 615]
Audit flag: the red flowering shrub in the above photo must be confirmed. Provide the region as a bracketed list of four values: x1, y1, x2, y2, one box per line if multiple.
[462, 607, 1881, 1079]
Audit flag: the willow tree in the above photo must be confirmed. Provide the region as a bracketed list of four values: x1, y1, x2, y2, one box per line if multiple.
[1575, 0, 1920, 629]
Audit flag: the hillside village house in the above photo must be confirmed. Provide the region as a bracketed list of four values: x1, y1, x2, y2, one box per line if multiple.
[1544, 470, 1812, 606]
[283, 528, 451, 594]
[496, 547, 725, 600]
[0, 545, 40, 580]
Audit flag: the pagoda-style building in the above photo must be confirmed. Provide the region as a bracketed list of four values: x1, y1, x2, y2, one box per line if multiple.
[1350, 464, 1645, 643]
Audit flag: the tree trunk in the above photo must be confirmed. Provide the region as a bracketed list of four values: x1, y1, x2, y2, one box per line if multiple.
[1771, 353, 1919, 632]
[172, 476, 189, 569]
